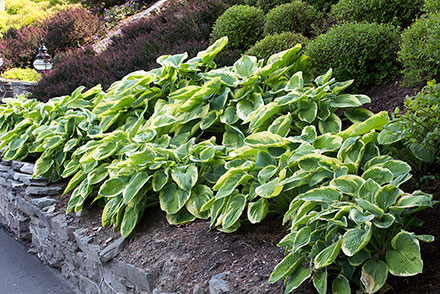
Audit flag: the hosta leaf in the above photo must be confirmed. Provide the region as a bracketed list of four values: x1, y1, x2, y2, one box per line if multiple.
[312, 270, 327, 294]
[386, 231, 423, 276]
[248, 102, 280, 131]
[372, 213, 395, 228]
[258, 165, 277, 184]
[377, 123, 405, 145]
[123, 172, 150, 204]
[315, 68, 333, 86]
[269, 253, 304, 283]
[410, 143, 435, 162]
[330, 175, 365, 196]
[159, 182, 191, 215]
[314, 238, 342, 269]
[393, 193, 432, 208]
[297, 153, 328, 172]
[285, 265, 311, 293]
[297, 187, 342, 202]
[63, 138, 79, 152]
[362, 166, 393, 185]
[318, 113, 342, 134]
[350, 111, 389, 137]
[293, 226, 312, 251]
[356, 199, 384, 217]
[233, 55, 257, 79]
[153, 114, 177, 127]
[171, 165, 198, 192]
[214, 170, 249, 200]
[102, 195, 122, 227]
[286, 71, 304, 90]
[329, 94, 362, 108]
[332, 275, 350, 294]
[152, 169, 169, 192]
[200, 111, 218, 130]
[197, 36, 228, 65]
[245, 131, 286, 148]
[64, 170, 86, 194]
[348, 250, 371, 266]
[43, 135, 64, 150]
[62, 158, 81, 178]
[186, 185, 212, 219]
[34, 156, 53, 177]
[349, 209, 375, 225]
[166, 207, 196, 225]
[247, 198, 268, 224]
[361, 260, 388, 294]
[268, 114, 292, 137]
[313, 134, 343, 152]
[88, 163, 109, 185]
[222, 194, 246, 229]
[382, 160, 411, 177]
[93, 141, 118, 161]
[121, 207, 139, 239]
[255, 177, 283, 198]
[298, 101, 317, 123]
[288, 125, 317, 144]
[374, 185, 401, 210]
[342, 223, 372, 256]
[100, 177, 129, 197]
[344, 107, 373, 123]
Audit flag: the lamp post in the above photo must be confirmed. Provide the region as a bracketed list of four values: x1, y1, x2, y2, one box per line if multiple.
[33, 39, 53, 72]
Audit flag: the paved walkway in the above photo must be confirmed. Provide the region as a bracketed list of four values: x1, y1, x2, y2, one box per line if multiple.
[0, 227, 76, 294]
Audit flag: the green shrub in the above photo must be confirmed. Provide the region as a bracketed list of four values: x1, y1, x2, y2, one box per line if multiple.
[379, 81, 440, 171]
[246, 31, 309, 61]
[304, 0, 338, 12]
[331, 0, 423, 27]
[1, 67, 41, 81]
[210, 5, 265, 52]
[424, 0, 440, 13]
[255, 0, 290, 13]
[306, 22, 400, 91]
[264, 2, 320, 37]
[399, 13, 440, 85]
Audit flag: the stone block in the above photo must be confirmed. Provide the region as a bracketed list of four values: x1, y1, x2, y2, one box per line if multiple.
[25, 185, 64, 197]
[110, 259, 157, 292]
[74, 228, 101, 261]
[100, 237, 125, 263]
[31, 196, 59, 209]
[11, 160, 25, 171]
[19, 162, 35, 175]
[209, 272, 230, 294]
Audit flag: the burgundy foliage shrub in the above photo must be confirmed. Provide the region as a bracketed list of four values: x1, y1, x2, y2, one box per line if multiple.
[32, 0, 230, 101]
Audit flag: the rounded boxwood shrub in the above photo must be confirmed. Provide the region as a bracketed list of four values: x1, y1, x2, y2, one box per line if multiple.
[246, 31, 309, 60]
[264, 2, 320, 37]
[424, 0, 440, 13]
[210, 5, 265, 52]
[399, 13, 440, 85]
[255, 0, 290, 13]
[331, 0, 423, 28]
[306, 22, 400, 90]
[304, 0, 339, 12]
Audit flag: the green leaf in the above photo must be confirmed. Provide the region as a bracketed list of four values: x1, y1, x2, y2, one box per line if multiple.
[233, 55, 257, 79]
[93, 141, 118, 161]
[348, 250, 371, 266]
[330, 175, 365, 196]
[100, 177, 129, 197]
[214, 170, 249, 200]
[313, 134, 343, 152]
[312, 270, 327, 294]
[318, 113, 342, 134]
[377, 124, 405, 145]
[123, 172, 150, 204]
[197, 36, 228, 65]
[255, 177, 283, 198]
[62, 158, 81, 178]
[361, 260, 388, 294]
[166, 207, 196, 225]
[372, 213, 395, 228]
[159, 182, 191, 215]
[342, 223, 372, 257]
[171, 165, 198, 192]
[314, 238, 342, 269]
[269, 253, 304, 283]
[64, 170, 86, 194]
[315, 68, 332, 86]
[152, 169, 169, 192]
[356, 199, 384, 217]
[247, 198, 269, 224]
[286, 72, 304, 90]
[43, 135, 64, 150]
[358, 178, 381, 202]
[121, 207, 139, 239]
[245, 131, 286, 148]
[285, 265, 311, 293]
[345, 107, 373, 123]
[88, 163, 109, 185]
[186, 185, 212, 219]
[102, 195, 122, 227]
[329, 94, 362, 108]
[298, 187, 342, 202]
[298, 101, 318, 123]
[374, 185, 401, 210]
[268, 114, 292, 137]
[34, 156, 53, 177]
[350, 111, 389, 137]
[362, 167, 393, 185]
[332, 275, 350, 294]
[386, 231, 423, 276]
[222, 194, 246, 229]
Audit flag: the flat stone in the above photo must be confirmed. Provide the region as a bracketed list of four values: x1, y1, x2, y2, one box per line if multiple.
[100, 237, 125, 263]
[32, 196, 59, 209]
[193, 284, 206, 294]
[73, 228, 100, 261]
[25, 185, 64, 196]
[50, 214, 77, 241]
[153, 289, 177, 294]
[209, 272, 230, 294]
[109, 259, 156, 292]
[11, 161, 25, 170]
[11, 180, 25, 190]
[0, 164, 10, 172]
[2, 160, 11, 166]
[19, 162, 35, 175]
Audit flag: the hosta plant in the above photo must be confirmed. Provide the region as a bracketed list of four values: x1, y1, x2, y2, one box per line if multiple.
[0, 37, 435, 293]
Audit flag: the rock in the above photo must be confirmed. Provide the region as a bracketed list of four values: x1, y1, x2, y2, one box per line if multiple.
[109, 259, 156, 292]
[209, 272, 230, 294]
[25, 185, 64, 196]
[1, 160, 11, 166]
[73, 228, 100, 261]
[0, 164, 10, 172]
[31, 197, 58, 209]
[193, 284, 206, 294]
[19, 162, 35, 175]
[11, 160, 25, 170]
[100, 237, 125, 263]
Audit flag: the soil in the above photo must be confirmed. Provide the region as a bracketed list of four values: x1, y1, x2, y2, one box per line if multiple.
[51, 80, 440, 293]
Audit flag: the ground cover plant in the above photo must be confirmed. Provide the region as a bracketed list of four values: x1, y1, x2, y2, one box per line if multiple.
[0, 38, 435, 293]
[1, 67, 41, 81]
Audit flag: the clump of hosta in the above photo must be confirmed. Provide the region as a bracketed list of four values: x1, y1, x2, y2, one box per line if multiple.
[0, 37, 434, 293]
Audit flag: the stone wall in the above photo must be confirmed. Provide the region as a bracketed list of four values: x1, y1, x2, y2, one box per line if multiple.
[0, 78, 36, 99]
[0, 159, 230, 294]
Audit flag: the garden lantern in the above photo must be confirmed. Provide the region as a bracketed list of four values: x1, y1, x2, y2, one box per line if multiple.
[33, 39, 53, 72]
